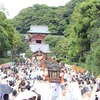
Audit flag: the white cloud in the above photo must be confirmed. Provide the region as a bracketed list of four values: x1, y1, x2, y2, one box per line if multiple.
[0, 0, 70, 19]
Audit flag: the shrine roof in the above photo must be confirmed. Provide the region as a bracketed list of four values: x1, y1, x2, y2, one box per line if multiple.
[29, 44, 51, 53]
[48, 63, 62, 69]
[27, 25, 50, 34]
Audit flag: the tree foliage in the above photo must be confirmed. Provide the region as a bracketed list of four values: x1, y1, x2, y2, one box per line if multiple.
[66, 0, 100, 76]
[0, 11, 29, 61]
[25, 49, 33, 59]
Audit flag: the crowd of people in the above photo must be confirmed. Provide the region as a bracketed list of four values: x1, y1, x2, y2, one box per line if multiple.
[0, 58, 100, 100]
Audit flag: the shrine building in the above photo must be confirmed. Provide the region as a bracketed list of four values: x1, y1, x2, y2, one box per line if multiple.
[27, 25, 51, 57]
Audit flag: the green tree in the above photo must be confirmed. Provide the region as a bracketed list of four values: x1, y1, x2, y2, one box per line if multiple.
[25, 49, 33, 59]
[0, 11, 14, 57]
[11, 31, 22, 60]
[44, 35, 64, 51]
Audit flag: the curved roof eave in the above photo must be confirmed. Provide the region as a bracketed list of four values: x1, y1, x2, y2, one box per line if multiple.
[48, 63, 62, 69]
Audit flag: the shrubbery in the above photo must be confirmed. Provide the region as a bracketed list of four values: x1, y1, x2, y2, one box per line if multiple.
[0, 58, 11, 64]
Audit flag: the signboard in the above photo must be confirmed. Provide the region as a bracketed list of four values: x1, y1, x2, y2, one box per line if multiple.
[7, 50, 11, 56]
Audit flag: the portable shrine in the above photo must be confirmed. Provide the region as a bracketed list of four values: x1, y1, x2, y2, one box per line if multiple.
[47, 62, 62, 83]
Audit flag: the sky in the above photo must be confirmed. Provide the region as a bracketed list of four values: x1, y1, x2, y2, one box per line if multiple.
[0, 0, 71, 19]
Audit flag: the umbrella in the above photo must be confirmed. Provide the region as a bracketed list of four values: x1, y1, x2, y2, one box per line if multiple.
[15, 90, 37, 100]
[0, 83, 13, 95]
